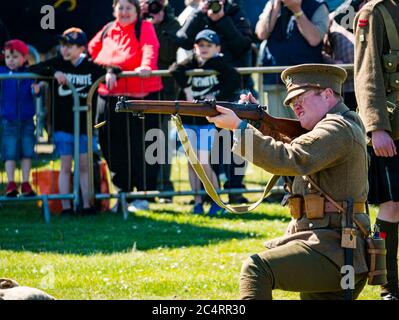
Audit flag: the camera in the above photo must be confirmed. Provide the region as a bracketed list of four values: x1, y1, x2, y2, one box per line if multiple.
[147, 0, 163, 14]
[207, 0, 222, 14]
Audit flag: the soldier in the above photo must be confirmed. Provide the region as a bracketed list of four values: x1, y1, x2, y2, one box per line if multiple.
[354, 0, 399, 300]
[207, 64, 370, 299]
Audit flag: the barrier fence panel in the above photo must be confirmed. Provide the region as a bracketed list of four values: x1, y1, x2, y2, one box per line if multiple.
[0, 65, 354, 222]
[0, 73, 81, 223]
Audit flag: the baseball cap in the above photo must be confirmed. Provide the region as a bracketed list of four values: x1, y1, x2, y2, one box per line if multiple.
[4, 39, 29, 57]
[57, 27, 88, 46]
[195, 29, 220, 45]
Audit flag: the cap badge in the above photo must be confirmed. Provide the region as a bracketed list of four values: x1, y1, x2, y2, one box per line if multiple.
[286, 76, 293, 87]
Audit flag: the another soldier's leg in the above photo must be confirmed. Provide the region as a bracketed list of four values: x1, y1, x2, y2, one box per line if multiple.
[376, 202, 399, 299]
[240, 241, 343, 300]
[368, 143, 399, 299]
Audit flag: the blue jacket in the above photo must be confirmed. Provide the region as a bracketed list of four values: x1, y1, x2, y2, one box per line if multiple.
[0, 66, 36, 120]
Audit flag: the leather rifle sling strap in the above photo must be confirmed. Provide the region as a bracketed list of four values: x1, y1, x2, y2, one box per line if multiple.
[172, 114, 280, 213]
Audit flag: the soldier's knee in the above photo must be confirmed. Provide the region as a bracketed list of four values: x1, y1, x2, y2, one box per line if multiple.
[240, 254, 274, 300]
[240, 254, 273, 282]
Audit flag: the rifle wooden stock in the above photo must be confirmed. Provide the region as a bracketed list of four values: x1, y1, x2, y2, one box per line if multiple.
[115, 99, 307, 142]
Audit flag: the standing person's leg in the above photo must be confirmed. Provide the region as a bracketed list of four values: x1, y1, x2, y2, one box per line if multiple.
[20, 119, 36, 196]
[78, 153, 90, 209]
[59, 155, 73, 211]
[240, 241, 367, 300]
[2, 120, 19, 196]
[140, 92, 162, 194]
[96, 96, 133, 192]
[5, 160, 17, 196]
[367, 142, 399, 300]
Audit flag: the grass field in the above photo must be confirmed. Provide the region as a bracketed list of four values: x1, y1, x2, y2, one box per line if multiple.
[0, 159, 383, 300]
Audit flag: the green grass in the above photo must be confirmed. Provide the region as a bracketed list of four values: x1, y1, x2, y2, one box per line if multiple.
[0, 157, 383, 300]
[0, 200, 382, 300]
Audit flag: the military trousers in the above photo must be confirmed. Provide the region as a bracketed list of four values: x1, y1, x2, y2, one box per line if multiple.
[240, 240, 367, 300]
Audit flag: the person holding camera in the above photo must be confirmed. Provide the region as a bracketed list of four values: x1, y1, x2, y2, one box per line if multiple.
[139, 0, 181, 201]
[256, 0, 329, 119]
[175, 0, 253, 69]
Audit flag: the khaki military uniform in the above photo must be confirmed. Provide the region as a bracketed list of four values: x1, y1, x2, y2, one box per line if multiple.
[354, 0, 399, 298]
[234, 64, 370, 299]
[354, 0, 399, 135]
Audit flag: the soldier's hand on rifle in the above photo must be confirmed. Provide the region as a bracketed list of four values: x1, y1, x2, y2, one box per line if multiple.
[105, 71, 117, 90]
[207, 105, 242, 130]
[371, 130, 397, 157]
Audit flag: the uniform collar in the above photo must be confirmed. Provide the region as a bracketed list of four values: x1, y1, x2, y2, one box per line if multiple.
[326, 102, 350, 116]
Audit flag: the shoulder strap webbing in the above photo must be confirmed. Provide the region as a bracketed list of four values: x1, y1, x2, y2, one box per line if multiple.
[377, 4, 399, 51]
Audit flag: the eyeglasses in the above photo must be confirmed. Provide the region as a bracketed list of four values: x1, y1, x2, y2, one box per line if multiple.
[289, 90, 319, 109]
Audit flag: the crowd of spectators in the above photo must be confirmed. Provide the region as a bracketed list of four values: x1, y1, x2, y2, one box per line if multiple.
[0, 0, 365, 215]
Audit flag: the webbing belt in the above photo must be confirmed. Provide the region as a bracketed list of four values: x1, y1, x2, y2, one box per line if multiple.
[172, 114, 280, 213]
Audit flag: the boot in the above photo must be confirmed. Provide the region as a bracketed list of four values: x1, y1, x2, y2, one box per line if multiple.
[376, 219, 399, 300]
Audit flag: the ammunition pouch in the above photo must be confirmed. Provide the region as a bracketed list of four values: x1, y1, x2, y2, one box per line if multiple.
[287, 195, 302, 219]
[287, 195, 366, 220]
[366, 237, 387, 286]
[383, 52, 399, 73]
[303, 194, 325, 219]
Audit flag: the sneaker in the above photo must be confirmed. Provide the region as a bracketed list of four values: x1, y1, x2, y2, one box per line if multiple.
[5, 181, 19, 197]
[193, 203, 204, 214]
[128, 199, 149, 212]
[208, 202, 225, 217]
[21, 182, 36, 197]
[158, 197, 173, 204]
[381, 291, 399, 300]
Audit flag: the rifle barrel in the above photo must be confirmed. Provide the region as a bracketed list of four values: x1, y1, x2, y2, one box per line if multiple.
[115, 99, 307, 140]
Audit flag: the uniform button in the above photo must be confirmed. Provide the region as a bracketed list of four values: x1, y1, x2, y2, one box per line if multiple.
[389, 62, 393, 67]
[309, 223, 313, 228]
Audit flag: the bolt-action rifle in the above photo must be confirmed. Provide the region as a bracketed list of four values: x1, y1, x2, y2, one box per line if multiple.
[113, 97, 307, 143]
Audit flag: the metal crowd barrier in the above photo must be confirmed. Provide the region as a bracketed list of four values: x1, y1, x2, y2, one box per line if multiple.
[0, 73, 81, 223]
[86, 64, 355, 220]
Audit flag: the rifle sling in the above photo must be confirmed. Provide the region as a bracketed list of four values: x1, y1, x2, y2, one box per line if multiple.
[172, 114, 279, 213]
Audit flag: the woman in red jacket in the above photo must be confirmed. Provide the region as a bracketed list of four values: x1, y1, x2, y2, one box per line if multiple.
[89, 0, 163, 211]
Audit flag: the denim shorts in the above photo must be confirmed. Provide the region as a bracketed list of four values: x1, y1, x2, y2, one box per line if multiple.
[183, 124, 216, 152]
[53, 131, 99, 156]
[1, 119, 35, 161]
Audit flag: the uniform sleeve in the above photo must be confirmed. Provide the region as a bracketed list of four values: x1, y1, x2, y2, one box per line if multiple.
[354, 5, 390, 134]
[232, 118, 352, 176]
